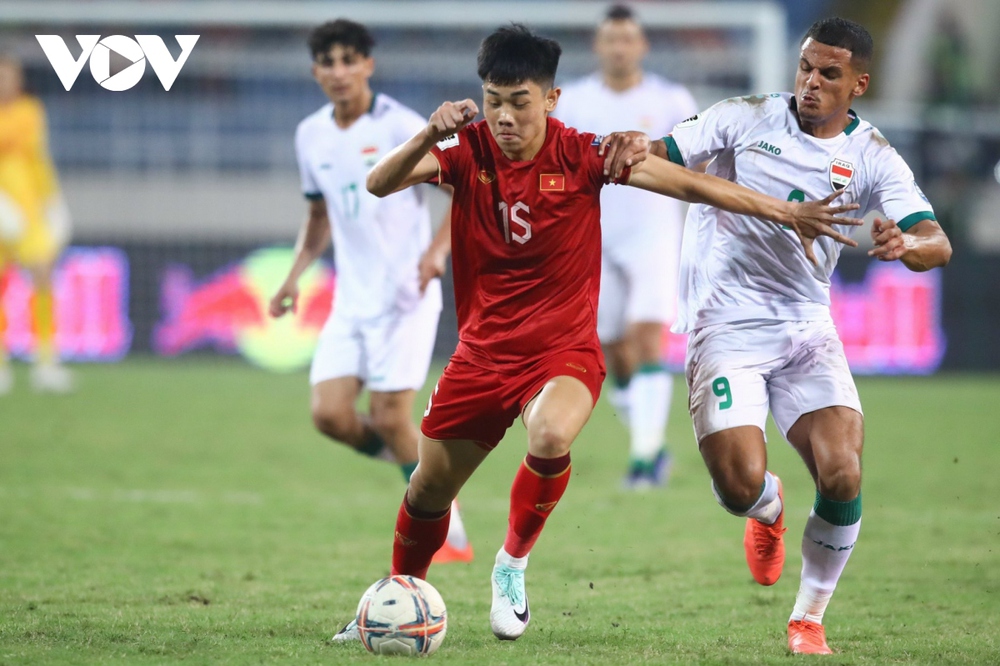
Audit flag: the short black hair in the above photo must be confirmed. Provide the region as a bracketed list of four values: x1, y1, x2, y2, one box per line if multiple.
[477, 24, 562, 89]
[605, 4, 636, 22]
[308, 19, 375, 60]
[802, 17, 874, 72]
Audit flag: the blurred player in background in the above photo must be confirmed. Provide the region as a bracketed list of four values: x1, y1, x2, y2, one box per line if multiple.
[360, 24, 861, 642]
[607, 17, 952, 655]
[0, 55, 73, 394]
[267, 20, 473, 604]
[555, 4, 699, 489]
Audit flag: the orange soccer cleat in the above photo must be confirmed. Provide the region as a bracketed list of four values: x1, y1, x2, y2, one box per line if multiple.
[788, 620, 833, 655]
[743, 474, 787, 585]
[431, 539, 474, 564]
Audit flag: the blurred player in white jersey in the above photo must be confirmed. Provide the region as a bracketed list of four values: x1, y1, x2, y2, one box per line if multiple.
[268, 20, 473, 602]
[605, 17, 952, 654]
[555, 5, 698, 489]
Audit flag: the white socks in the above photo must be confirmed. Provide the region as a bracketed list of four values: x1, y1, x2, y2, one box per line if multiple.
[446, 500, 469, 549]
[790, 510, 862, 624]
[713, 470, 782, 525]
[496, 547, 528, 570]
[627, 369, 673, 463]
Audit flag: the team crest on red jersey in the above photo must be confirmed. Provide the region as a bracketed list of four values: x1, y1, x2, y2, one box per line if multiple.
[829, 159, 854, 190]
[540, 174, 565, 191]
[478, 169, 496, 184]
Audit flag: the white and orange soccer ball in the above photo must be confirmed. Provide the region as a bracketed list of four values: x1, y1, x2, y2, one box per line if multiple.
[356, 575, 447, 656]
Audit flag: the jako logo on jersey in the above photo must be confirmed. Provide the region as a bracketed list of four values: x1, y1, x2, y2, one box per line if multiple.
[36, 35, 199, 91]
[676, 114, 700, 128]
[830, 159, 855, 190]
[755, 141, 782, 156]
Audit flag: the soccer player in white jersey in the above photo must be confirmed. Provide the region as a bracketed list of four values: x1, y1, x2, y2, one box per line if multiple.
[268, 20, 474, 621]
[607, 17, 952, 654]
[554, 4, 699, 489]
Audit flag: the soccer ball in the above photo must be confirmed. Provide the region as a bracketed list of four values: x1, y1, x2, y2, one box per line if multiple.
[356, 575, 447, 656]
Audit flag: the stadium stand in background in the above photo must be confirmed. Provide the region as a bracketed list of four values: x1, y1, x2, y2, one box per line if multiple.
[0, 0, 997, 370]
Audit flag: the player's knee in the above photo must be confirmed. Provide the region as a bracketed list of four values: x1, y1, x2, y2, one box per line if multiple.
[710, 464, 766, 511]
[369, 408, 409, 440]
[311, 404, 353, 443]
[406, 468, 458, 511]
[818, 464, 861, 502]
[526, 418, 574, 458]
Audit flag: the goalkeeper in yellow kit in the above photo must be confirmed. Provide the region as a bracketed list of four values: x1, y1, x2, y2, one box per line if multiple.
[0, 56, 73, 393]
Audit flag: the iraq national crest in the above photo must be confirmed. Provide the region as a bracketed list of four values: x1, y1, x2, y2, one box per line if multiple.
[829, 159, 854, 190]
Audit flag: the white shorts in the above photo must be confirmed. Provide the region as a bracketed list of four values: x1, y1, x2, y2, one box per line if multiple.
[310, 288, 441, 392]
[597, 226, 681, 343]
[685, 319, 862, 443]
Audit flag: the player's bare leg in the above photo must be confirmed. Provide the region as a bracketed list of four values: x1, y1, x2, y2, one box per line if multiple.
[26, 262, 73, 393]
[604, 336, 635, 425]
[368, 389, 419, 465]
[489, 375, 594, 640]
[784, 406, 864, 655]
[609, 321, 673, 489]
[311, 376, 391, 455]
[369, 388, 473, 564]
[392, 436, 489, 578]
[700, 425, 787, 585]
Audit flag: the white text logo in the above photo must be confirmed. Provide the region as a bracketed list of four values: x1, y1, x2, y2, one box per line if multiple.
[35, 35, 199, 91]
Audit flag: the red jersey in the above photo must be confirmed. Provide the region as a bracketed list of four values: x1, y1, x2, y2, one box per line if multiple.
[430, 116, 626, 368]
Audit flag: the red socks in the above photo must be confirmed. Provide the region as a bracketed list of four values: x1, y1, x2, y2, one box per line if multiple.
[390, 452, 571, 576]
[503, 453, 571, 558]
[390, 493, 450, 580]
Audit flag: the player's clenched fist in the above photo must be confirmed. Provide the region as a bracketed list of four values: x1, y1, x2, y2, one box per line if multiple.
[269, 281, 298, 318]
[426, 100, 479, 142]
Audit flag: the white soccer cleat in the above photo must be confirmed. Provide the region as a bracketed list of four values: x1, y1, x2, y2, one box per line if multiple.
[30, 362, 74, 394]
[490, 550, 530, 640]
[0, 365, 13, 395]
[330, 618, 360, 642]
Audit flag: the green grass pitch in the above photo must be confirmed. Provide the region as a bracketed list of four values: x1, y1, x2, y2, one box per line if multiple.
[1, 359, 998, 664]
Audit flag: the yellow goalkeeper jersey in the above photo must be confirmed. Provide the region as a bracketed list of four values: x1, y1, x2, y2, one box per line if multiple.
[0, 94, 62, 264]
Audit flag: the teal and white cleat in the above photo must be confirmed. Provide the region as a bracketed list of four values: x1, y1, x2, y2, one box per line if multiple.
[490, 551, 530, 640]
[330, 617, 360, 642]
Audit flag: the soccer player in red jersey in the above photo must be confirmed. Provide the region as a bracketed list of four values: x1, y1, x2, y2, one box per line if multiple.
[355, 24, 861, 641]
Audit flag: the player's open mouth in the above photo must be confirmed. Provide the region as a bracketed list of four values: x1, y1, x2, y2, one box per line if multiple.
[800, 94, 819, 106]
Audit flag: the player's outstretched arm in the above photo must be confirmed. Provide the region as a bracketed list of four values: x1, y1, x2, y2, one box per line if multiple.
[627, 154, 864, 265]
[869, 217, 952, 270]
[269, 198, 331, 318]
[367, 100, 479, 197]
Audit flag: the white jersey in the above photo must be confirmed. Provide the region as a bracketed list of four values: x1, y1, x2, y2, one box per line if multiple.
[668, 93, 935, 333]
[554, 73, 698, 246]
[295, 94, 438, 320]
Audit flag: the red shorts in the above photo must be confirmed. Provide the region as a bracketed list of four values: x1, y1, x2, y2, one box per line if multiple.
[421, 347, 605, 450]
